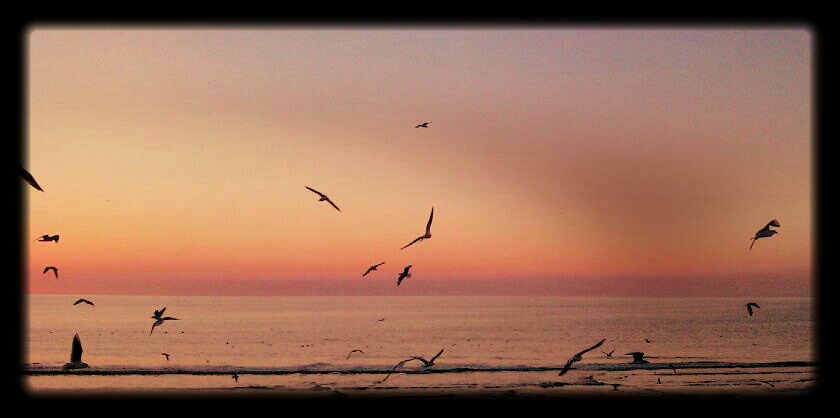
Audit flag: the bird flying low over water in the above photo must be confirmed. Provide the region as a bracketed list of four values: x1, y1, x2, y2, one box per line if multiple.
[415, 121, 432, 128]
[62, 333, 89, 370]
[162, 353, 171, 361]
[150, 316, 180, 335]
[401, 207, 433, 250]
[35, 234, 59, 243]
[602, 348, 615, 358]
[626, 352, 649, 364]
[397, 265, 413, 287]
[746, 302, 761, 316]
[410, 348, 445, 368]
[232, 372, 239, 383]
[558, 338, 606, 376]
[20, 165, 44, 192]
[346, 349, 364, 360]
[750, 219, 780, 250]
[363, 262, 385, 277]
[43, 266, 58, 279]
[305, 186, 341, 212]
[73, 298, 94, 307]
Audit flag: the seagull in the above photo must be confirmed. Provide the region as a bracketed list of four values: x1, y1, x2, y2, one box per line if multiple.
[346, 349, 364, 360]
[161, 353, 171, 361]
[363, 262, 386, 277]
[305, 186, 341, 212]
[377, 318, 386, 322]
[21, 165, 44, 192]
[232, 372, 239, 383]
[397, 265, 413, 287]
[750, 219, 780, 250]
[43, 266, 58, 279]
[746, 302, 761, 316]
[62, 333, 89, 370]
[644, 339, 654, 344]
[35, 234, 59, 243]
[415, 122, 432, 128]
[73, 298, 94, 307]
[150, 316, 180, 335]
[410, 348, 445, 368]
[602, 348, 615, 358]
[151, 307, 166, 320]
[401, 207, 433, 250]
[558, 338, 606, 376]
[625, 352, 649, 364]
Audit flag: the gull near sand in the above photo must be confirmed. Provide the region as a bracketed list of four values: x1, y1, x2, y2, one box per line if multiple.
[401, 207, 433, 250]
[305, 186, 341, 212]
[62, 333, 89, 370]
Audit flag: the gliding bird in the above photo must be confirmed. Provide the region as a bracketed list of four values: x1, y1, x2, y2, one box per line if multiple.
[401, 207, 433, 250]
[305, 186, 341, 212]
[397, 265, 412, 287]
[415, 122, 432, 128]
[749, 219, 780, 250]
[346, 349, 364, 360]
[73, 298, 94, 307]
[558, 338, 606, 376]
[363, 262, 385, 277]
[43, 266, 58, 279]
[35, 234, 59, 243]
[746, 302, 761, 316]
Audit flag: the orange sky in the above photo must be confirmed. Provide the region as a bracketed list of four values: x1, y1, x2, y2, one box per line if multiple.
[22, 27, 813, 296]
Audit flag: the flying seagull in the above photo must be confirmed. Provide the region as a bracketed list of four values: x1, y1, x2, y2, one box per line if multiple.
[750, 219, 780, 250]
[401, 207, 434, 250]
[73, 298, 94, 307]
[602, 348, 616, 358]
[150, 316, 180, 335]
[397, 265, 413, 287]
[35, 234, 59, 243]
[644, 338, 654, 344]
[558, 338, 606, 376]
[746, 302, 761, 316]
[62, 333, 89, 370]
[232, 372, 239, 383]
[363, 262, 386, 277]
[346, 349, 364, 360]
[410, 348, 445, 368]
[151, 307, 166, 320]
[20, 165, 44, 192]
[626, 352, 649, 364]
[43, 266, 58, 279]
[305, 186, 341, 212]
[161, 352, 171, 361]
[415, 122, 432, 128]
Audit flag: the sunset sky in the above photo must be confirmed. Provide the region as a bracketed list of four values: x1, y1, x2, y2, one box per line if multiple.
[22, 27, 813, 297]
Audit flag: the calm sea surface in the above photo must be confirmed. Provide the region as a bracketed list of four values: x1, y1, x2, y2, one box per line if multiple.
[22, 295, 815, 394]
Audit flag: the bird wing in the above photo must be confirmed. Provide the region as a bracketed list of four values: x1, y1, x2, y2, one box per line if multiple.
[43, 267, 50, 274]
[151, 320, 162, 335]
[429, 348, 444, 363]
[85, 299, 94, 306]
[767, 219, 780, 228]
[401, 236, 424, 250]
[363, 267, 374, 277]
[397, 275, 406, 286]
[52, 268, 58, 278]
[425, 207, 434, 234]
[70, 334, 83, 363]
[375, 262, 386, 268]
[749, 238, 756, 250]
[305, 186, 324, 197]
[74, 299, 83, 305]
[558, 357, 576, 376]
[20, 165, 44, 192]
[576, 338, 607, 357]
[326, 198, 341, 212]
[747, 305, 753, 316]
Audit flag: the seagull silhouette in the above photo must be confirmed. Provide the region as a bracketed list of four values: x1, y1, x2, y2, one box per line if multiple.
[305, 186, 341, 212]
[62, 333, 89, 370]
[602, 348, 616, 358]
[397, 265, 413, 287]
[746, 302, 761, 316]
[415, 122, 432, 128]
[35, 234, 59, 243]
[43, 266, 58, 279]
[625, 352, 649, 364]
[410, 348, 445, 368]
[558, 339, 606, 376]
[346, 349, 364, 360]
[161, 352, 171, 361]
[151, 307, 166, 320]
[750, 219, 780, 250]
[363, 262, 386, 277]
[73, 298, 94, 307]
[20, 165, 44, 192]
[150, 316, 180, 335]
[232, 372, 239, 383]
[401, 207, 433, 250]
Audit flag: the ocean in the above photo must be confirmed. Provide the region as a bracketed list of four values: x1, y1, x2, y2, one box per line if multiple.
[22, 295, 817, 397]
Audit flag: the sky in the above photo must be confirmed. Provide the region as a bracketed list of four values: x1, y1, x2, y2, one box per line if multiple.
[22, 26, 813, 297]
